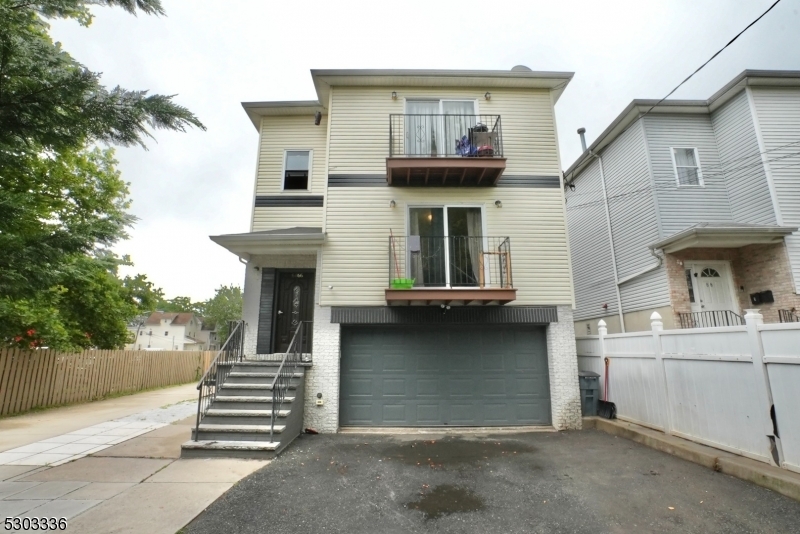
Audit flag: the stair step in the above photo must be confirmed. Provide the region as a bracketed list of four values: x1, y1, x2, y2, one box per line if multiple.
[214, 396, 294, 404]
[197, 424, 285, 434]
[220, 383, 296, 390]
[206, 409, 290, 418]
[181, 440, 280, 454]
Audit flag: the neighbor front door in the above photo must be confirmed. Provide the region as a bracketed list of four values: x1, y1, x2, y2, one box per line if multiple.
[273, 271, 315, 353]
[688, 262, 736, 313]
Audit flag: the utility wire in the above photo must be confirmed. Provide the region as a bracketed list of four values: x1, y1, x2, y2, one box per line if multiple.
[640, 0, 783, 120]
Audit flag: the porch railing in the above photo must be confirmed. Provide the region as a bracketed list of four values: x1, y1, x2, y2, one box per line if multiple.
[678, 310, 744, 329]
[270, 321, 309, 442]
[389, 114, 503, 158]
[779, 309, 800, 323]
[194, 320, 245, 441]
[389, 235, 512, 289]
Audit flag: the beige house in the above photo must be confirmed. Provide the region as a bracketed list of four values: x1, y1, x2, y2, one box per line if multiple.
[210, 67, 581, 433]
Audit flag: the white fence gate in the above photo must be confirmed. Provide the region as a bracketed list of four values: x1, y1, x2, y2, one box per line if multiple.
[576, 309, 800, 473]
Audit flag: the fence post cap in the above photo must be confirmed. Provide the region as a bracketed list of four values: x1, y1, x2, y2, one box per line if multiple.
[650, 311, 664, 331]
[598, 319, 607, 327]
[744, 309, 763, 325]
[650, 311, 662, 321]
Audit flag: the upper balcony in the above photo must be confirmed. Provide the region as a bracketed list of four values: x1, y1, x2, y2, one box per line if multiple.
[386, 235, 516, 305]
[387, 114, 506, 186]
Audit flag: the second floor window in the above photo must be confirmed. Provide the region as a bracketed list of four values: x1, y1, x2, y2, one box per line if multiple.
[284, 150, 310, 190]
[672, 147, 703, 187]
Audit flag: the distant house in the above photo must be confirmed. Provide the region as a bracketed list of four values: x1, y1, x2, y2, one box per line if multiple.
[195, 321, 220, 351]
[126, 312, 205, 351]
[565, 70, 800, 333]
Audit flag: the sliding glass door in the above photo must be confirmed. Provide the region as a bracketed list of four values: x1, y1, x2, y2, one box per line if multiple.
[404, 100, 476, 157]
[408, 206, 484, 287]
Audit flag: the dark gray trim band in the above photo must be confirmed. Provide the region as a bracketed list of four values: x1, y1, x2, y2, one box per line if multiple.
[328, 174, 387, 186]
[331, 306, 558, 325]
[328, 174, 560, 188]
[254, 196, 324, 207]
[496, 175, 561, 188]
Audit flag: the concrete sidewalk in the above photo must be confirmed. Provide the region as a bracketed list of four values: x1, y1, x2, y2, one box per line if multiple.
[0, 383, 198, 452]
[0, 387, 270, 533]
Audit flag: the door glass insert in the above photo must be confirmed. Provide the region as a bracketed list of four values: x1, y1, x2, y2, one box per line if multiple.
[408, 207, 446, 286]
[447, 207, 483, 286]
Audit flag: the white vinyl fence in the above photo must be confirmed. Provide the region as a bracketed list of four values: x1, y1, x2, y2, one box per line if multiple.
[576, 309, 800, 474]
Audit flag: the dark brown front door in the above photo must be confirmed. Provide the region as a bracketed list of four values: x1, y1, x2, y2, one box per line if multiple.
[273, 270, 315, 353]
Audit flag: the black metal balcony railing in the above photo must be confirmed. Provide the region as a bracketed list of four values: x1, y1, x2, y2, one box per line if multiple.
[779, 309, 800, 323]
[678, 310, 744, 329]
[389, 114, 503, 158]
[389, 235, 512, 289]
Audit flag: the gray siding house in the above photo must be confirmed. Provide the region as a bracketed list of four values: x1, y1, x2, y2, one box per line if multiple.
[565, 70, 800, 333]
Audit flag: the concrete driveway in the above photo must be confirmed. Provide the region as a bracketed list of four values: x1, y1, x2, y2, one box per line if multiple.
[185, 429, 800, 533]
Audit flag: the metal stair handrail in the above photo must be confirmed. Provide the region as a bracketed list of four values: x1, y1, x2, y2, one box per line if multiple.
[270, 321, 307, 442]
[194, 320, 246, 441]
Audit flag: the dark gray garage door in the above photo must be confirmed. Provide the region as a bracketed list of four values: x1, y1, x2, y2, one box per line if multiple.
[340, 325, 551, 426]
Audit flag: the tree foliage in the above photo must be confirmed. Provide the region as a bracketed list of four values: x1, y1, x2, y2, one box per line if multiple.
[0, 0, 204, 349]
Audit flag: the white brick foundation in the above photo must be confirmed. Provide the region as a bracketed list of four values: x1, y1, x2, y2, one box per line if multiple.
[546, 305, 582, 430]
[303, 305, 341, 433]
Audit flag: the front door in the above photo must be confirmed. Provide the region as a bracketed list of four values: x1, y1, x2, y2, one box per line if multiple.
[273, 271, 315, 353]
[688, 262, 736, 313]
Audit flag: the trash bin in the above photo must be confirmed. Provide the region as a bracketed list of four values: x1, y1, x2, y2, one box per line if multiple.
[578, 370, 600, 416]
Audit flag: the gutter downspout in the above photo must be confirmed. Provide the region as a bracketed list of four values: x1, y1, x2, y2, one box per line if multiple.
[591, 151, 626, 333]
[617, 248, 663, 285]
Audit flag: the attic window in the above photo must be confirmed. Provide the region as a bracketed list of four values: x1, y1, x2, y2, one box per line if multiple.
[284, 150, 311, 190]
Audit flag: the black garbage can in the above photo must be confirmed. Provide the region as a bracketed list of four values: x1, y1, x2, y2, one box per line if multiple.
[578, 370, 600, 416]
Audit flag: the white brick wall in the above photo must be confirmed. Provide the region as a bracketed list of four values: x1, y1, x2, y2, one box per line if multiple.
[546, 305, 582, 430]
[242, 264, 261, 355]
[304, 305, 340, 433]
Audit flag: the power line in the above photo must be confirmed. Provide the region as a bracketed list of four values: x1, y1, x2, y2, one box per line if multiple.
[640, 0, 783, 120]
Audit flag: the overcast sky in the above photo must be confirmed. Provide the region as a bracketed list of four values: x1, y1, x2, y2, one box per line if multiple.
[48, 0, 800, 301]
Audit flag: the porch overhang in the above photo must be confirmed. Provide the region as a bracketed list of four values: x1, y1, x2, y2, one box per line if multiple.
[210, 227, 325, 260]
[386, 157, 506, 186]
[650, 223, 797, 254]
[385, 288, 517, 305]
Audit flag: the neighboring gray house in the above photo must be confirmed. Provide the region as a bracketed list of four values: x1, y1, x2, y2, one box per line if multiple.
[565, 70, 800, 333]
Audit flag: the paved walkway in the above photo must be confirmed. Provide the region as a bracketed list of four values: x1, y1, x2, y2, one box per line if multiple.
[0, 385, 269, 533]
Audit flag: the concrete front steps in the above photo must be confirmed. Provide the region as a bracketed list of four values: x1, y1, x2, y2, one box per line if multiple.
[181, 360, 306, 459]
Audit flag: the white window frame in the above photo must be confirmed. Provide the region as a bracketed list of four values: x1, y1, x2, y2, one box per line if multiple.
[281, 149, 313, 192]
[670, 147, 704, 187]
[404, 203, 488, 288]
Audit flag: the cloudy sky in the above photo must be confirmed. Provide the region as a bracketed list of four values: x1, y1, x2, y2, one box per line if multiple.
[48, 0, 800, 301]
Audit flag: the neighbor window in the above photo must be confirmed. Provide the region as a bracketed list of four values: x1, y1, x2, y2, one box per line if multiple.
[672, 147, 703, 186]
[283, 150, 310, 190]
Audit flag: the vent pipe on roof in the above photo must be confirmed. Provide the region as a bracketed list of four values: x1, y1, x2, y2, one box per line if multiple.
[577, 128, 587, 152]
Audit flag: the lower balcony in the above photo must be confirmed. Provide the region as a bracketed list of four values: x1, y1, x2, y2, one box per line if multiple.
[386, 235, 516, 305]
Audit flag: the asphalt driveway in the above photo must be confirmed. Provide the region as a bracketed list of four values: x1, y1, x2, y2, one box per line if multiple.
[185, 430, 800, 533]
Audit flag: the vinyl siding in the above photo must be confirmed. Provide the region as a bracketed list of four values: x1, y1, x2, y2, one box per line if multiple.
[319, 187, 573, 306]
[328, 87, 561, 176]
[251, 115, 327, 231]
[252, 207, 324, 231]
[620, 266, 669, 313]
[711, 91, 776, 225]
[565, 158, 619, 320]
[603, 122, 662, 280]
[320, 85, 570, 307]
[750, 87, 800, 291]
[644, 114, 733, 237]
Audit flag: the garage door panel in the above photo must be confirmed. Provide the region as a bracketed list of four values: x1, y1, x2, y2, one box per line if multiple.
[417, 404, 442, 424]
[382, 404, 407, 424]
[340, 325, 551, 427]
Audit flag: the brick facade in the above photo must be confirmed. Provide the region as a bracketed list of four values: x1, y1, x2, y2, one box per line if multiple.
[665, 241, 800, 324]
[546, 305, 582, 430]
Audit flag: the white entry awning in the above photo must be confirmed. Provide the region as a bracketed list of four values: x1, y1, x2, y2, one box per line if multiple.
[650, 222, 797, 253]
